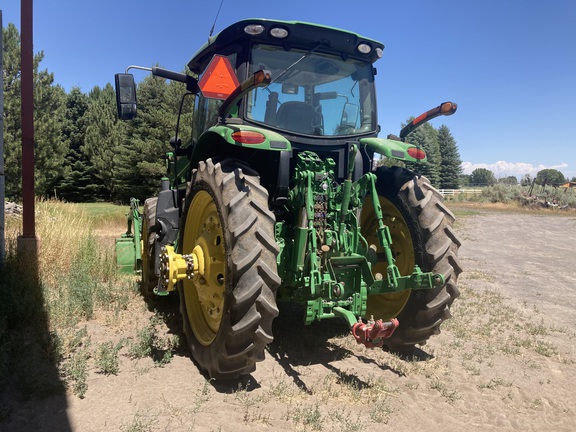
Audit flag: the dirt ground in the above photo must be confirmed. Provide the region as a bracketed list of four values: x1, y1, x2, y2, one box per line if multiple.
[2, 205, 576, 431]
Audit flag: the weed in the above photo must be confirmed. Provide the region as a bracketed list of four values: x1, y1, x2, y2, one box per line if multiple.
[242, 406, 273, 426]
[533, 340, 558, 357]
[95, 341, 123, 375]
[127, 318, 178, 366]
[405, 381, 420, 390]
[430, 379, 460, 403]
[191, 379, 214, 413]
[368, 398, 394, 424]
[462, 362, 481, 376]
[329, 408, 367, 431]
[62, 343, 91, 398]
[285, 402, 324, 431]
[525, 320, 548, 336]
[120, 411, 158, 432]
[477, 378, 513, 390]
[128, 324, 155, 359]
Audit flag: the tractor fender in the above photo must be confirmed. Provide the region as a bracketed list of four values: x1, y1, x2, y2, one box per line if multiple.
[193, 124, 291, 159]
[360, 137, 427, 163]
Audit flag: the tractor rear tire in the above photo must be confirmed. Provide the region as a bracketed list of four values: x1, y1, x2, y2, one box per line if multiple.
[178, 158, 280, 380]
[364, 166, 462, 351]
[141, 197, 158, 298]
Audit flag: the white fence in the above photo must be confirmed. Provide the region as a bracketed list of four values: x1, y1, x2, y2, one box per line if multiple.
[438, 189, 483, 197]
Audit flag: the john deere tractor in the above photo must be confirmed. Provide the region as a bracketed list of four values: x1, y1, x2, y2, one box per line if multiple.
[114, 19, 461, 380]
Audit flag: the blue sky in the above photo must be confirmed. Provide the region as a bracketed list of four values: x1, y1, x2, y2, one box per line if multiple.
[2, 0, 575, 180]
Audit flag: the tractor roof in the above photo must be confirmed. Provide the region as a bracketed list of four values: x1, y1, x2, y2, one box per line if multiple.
[187, 18, 384, 74]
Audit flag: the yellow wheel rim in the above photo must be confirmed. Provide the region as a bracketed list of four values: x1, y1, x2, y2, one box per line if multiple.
[361, 196, 415, 320]
[182, 191, 226, 346]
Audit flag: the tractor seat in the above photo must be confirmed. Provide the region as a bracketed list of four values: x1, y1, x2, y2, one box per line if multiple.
[275, 102, 317, 135]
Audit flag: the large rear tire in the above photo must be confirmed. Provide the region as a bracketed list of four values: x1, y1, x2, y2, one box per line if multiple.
[178, 158, 280, 379]
[362, 166, 461, 351]
[140, 197, 158, 298]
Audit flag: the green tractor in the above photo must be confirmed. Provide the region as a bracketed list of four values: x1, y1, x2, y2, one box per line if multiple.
[114, 19, 461, 380]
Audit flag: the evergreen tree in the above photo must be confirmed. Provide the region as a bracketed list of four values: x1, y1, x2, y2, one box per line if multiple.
[34, 77, 68, 197]
[57, 87, 105, 201]
[459, 174, 471, 187]
[437, 125, 462, 189]
[2, 24, 23, 199]
[405, 121, 441, 186]
[2, 23, 67, 199]
[84, 84, 127, 201]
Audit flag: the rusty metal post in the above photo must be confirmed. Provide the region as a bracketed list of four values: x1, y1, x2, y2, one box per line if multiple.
[18, 0, 39, 257]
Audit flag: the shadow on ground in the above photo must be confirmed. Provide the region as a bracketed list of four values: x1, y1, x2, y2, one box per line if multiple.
[266, 304, 434, 393]
[141, 291, 434, 395]
[0, 243, 72, 432]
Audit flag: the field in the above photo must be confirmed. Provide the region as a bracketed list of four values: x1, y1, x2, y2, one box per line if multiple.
[1, 202, 575, 431]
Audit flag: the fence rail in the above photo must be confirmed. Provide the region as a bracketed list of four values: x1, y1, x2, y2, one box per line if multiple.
[438, 189, 483, 196]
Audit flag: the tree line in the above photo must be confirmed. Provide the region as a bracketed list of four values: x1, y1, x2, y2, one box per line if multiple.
[3, 23, 467, 203]
[460, 168, 573, 187]
[3, 23, 191, 203]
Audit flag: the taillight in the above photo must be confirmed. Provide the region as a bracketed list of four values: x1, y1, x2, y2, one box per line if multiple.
[407, 147, 426, 160]
[231, 131, 266, 144]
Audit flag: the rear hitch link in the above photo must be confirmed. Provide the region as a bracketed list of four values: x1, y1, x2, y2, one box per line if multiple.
[352, 316, 399, 348]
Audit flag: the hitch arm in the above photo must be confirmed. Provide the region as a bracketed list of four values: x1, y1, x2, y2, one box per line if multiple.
[218, 70, 271, 119]
[333, 307, 399, 348]
[399, 101, 457, 139]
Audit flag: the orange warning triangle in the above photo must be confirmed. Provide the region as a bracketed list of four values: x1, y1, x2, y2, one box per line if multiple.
[198, 55, 240, 100]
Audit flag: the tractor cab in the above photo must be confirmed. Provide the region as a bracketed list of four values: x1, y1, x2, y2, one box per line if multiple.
[245, 43, 376, 138]
[185, 19, 384, 182]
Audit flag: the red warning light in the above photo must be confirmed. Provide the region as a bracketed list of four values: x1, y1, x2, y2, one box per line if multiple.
[407, 147, 426, 160]
[198, 55, 240, 100]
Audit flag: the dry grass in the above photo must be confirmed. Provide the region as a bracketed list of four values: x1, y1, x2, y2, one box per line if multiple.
[0, 199, 150, 397]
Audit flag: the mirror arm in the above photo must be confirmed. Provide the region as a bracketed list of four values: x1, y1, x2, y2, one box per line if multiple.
[125, 65, 198, 93]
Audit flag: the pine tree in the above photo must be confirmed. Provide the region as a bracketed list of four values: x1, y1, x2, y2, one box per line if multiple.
[2, 23, 68, 199]
[34, 76, 68, 197]
[57, 87, 105, 201]
[2, 24, 64, 198]
[2, 24, 23, 199]
[84, 84, 127, 201]
[437, 125, 462, 189]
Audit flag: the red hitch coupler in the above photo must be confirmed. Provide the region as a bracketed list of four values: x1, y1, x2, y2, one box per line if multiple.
[352, 317, 399, 348]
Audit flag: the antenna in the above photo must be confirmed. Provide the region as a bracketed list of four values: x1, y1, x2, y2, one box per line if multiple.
[209, 0, 225, 38]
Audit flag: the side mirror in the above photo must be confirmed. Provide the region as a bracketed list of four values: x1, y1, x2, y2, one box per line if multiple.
[114, 73, 137, 120]
[341, 102, 359, 128]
